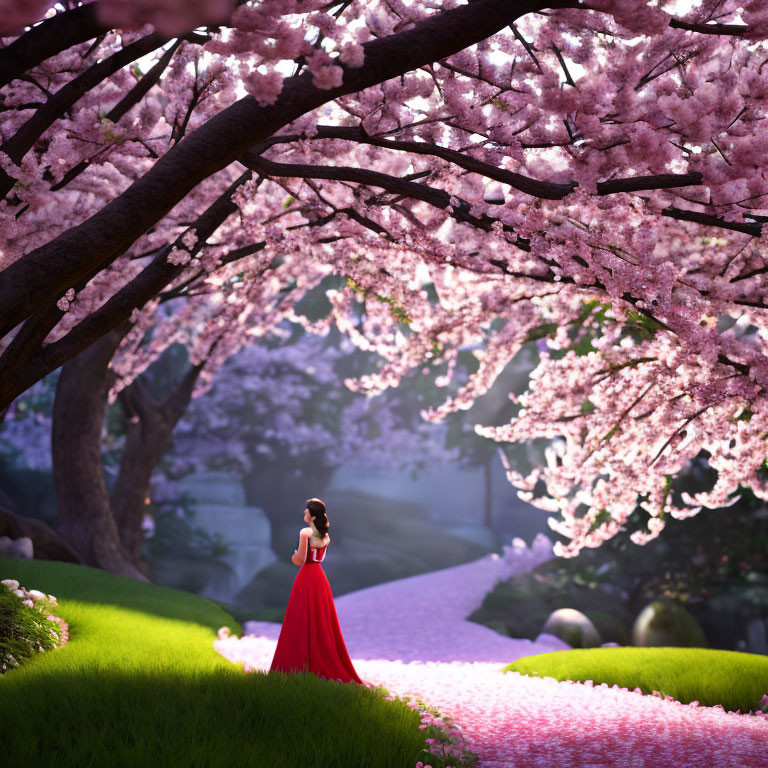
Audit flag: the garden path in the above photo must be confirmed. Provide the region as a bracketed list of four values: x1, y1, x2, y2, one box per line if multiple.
[214, 537, 768, 768]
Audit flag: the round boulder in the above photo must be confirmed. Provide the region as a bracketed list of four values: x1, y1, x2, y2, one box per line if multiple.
[585, 610, 631, 646]
[541, 608, 602, 648]
[632, 600, 707, 647]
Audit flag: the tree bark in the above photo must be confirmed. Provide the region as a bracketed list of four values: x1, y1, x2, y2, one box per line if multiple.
[0, 0, 558, 337]
[0, 4, 105, 90]
[0, 171, 249, 413]
[51, 319, 149, 580]
[111, 360, 204, 573]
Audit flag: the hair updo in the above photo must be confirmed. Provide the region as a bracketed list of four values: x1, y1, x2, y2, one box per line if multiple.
[306, 498, 329, 538]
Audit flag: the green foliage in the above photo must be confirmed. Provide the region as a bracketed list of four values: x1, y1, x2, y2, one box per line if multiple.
[527, 299, 666, 365]
[0, 557, 429, 768]
[505, 647, 768, 713]
[0, 583, 62, 674]
[587, 508, 612, 533]
[471, 465, 768, 656]
[344, 277, 412, 324]
[625, 309, 663, 333]
[144, 494, 233, 560]
[525, 322, 558, 342]
[546, 300, 613, 360]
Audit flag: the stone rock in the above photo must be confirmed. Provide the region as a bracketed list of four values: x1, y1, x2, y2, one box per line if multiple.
[175, 473, 277, 596]
[745, 618, 768, 655]
[585, 610, 631, 646]
[177, 471, 247, 507]
[0, 535, 33, 559]
[632, 600, 707, 647]
[15, 536, 33, 559]
[0, 504, 83, 563]
[541, 608, 602, 648]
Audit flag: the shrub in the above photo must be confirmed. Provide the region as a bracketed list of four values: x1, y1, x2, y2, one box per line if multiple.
[0, 579, 67, 673]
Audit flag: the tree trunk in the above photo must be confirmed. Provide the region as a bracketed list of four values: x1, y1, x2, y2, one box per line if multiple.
[111, 361, 203, 573]
[51, 321, 148, 581]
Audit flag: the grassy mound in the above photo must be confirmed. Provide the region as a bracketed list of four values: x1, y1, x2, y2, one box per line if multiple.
[0, 556, 426, 768]
[505, 647, 768, 713]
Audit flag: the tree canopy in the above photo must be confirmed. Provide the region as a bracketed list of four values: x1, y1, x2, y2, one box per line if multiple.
[2, 0, 768, 557]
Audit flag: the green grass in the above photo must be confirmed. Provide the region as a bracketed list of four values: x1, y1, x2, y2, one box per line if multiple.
[505, 647, 768, 713]
[0, 556, 427, 768]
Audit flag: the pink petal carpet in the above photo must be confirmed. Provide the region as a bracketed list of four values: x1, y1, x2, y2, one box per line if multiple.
[214, 536, 768, 767]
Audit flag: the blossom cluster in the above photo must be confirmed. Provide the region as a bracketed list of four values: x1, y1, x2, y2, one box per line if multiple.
[0, 579, 68, 672]
[5, 1, 768, 558]
[215, 543, 768, 766]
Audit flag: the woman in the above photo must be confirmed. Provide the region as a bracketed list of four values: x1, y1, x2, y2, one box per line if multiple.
[269, 498, 363, 684]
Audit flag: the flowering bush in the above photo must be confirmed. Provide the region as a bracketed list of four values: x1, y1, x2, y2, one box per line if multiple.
[0, 578, 68, 673]
[392, 695, 478, 768]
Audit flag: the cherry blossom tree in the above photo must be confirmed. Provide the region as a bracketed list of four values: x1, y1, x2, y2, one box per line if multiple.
[0, 307, 456, 578]
[3, 0, 768, 561]
[165, 323, 457, 545]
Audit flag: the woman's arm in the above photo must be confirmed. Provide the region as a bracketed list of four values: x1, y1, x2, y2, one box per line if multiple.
[291, 528, 310, 566]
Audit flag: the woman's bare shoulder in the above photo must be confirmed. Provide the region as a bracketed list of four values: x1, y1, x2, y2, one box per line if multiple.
[300, 527, 312, 537]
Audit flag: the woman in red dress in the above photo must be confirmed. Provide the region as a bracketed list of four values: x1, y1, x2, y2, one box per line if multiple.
[269, 498, 363, 684]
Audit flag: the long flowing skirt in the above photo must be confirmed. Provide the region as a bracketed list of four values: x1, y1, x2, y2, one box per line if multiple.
[269, 563, 363, 684]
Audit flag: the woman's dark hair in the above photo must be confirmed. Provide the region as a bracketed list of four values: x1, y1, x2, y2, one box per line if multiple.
[306, 498, 329, 538]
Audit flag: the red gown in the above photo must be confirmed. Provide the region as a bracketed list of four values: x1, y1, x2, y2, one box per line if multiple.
[269, 539, 363, 684]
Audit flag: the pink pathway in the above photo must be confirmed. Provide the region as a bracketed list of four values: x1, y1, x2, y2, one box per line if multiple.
[214, 536, 768, 767]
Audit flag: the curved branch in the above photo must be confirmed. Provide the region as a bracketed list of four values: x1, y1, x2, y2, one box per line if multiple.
[240, 152, 530, 246]
[668, 19, 750, 36]
[0, 32, 170, 198]
[262, 125, 704, 200]
[49, 39, 184, 192]
[0, 0, 563, 339]
[661, 206, 763, 237]
[0, 170, 250, 410]
[0, 4, 106, 90]
[571, 2, 755, 37]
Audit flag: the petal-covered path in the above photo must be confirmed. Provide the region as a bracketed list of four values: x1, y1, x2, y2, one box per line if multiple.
[214, 536, 768, 767]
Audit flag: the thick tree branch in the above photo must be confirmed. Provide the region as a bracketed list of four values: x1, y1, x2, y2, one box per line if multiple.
[261, 125, 704, 200]
[572, 2, 754, 37]
[0, 0, 566, 338]
[661, 206, 763, 237]
[50, 39, 184, 192]
[668, 18, 750, 36]
[0, 32, 170, 198]
[241, 152, 527, 241]
[0, 171, 250, 410]
[0, 4, 106, 90]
